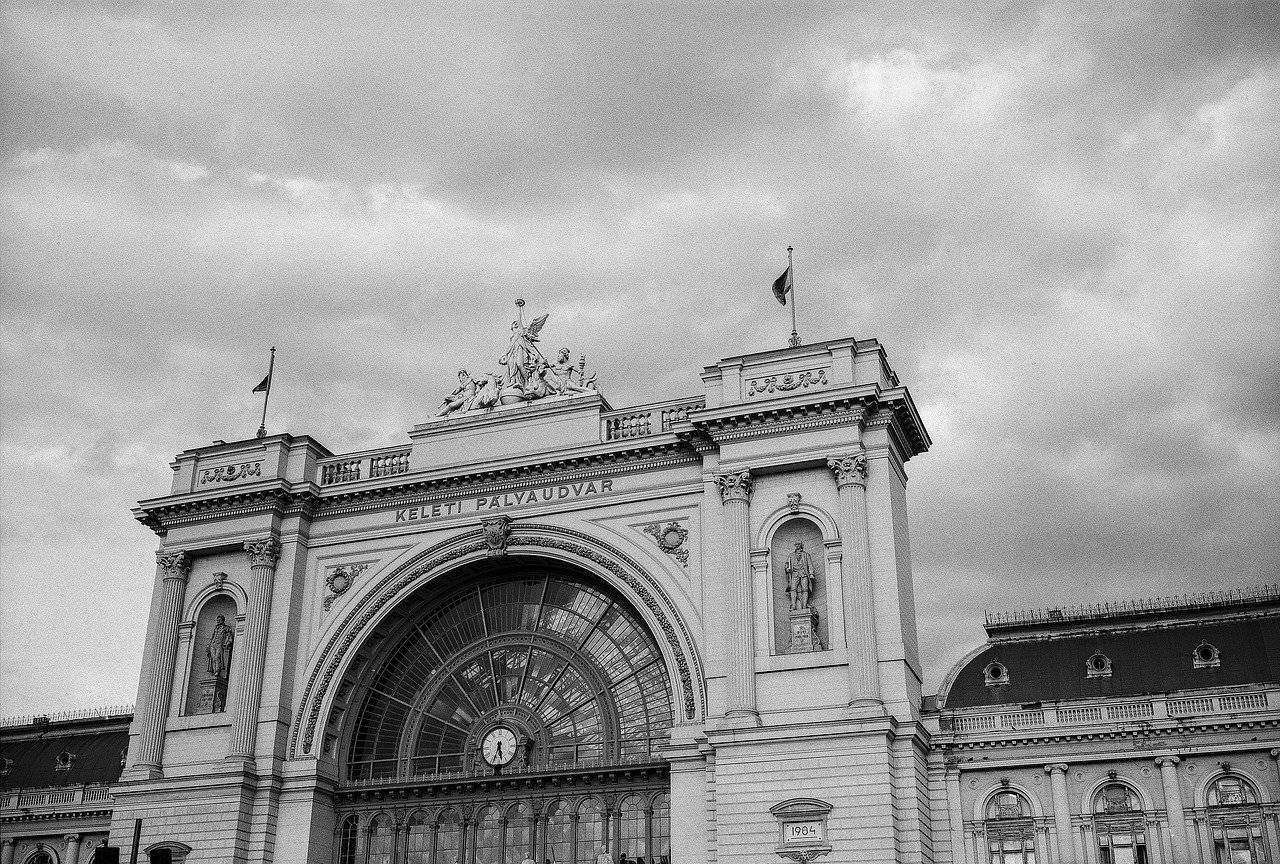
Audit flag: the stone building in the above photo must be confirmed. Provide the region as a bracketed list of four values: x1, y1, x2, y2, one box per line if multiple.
[1, 319, 1276, 863]
[0, 708, 129, 864]
[927, 586, 1279, 864]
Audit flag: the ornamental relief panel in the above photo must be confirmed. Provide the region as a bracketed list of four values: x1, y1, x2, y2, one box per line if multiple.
[199, 461, 263, 485]
[746, 368, 828, 398]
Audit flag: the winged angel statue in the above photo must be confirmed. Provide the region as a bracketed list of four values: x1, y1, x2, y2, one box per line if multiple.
[436, 300, 599, 417]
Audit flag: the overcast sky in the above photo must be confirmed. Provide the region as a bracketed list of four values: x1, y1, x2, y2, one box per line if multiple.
[2, 2, 1277, 717]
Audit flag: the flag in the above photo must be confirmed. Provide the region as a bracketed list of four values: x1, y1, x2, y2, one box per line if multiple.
[772, 263, 792, 305]
[252, 374, 270, 393]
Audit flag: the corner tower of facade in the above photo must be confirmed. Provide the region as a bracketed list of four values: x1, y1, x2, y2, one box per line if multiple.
[116, 320, 932, 864]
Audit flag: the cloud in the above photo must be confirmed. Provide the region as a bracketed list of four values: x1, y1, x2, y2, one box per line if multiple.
[2, 2, 1278, 714]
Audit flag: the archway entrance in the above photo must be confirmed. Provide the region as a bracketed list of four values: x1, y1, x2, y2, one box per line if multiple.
[332, 557, 674, 864]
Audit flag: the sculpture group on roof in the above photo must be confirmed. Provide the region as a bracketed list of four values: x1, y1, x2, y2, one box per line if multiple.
[436, 300, 599, 417]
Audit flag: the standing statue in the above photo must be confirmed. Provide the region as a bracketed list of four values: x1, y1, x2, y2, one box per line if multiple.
[206, 614, 234, 711]
[498, 306, 549, 390]
[784, 542, 815, 611]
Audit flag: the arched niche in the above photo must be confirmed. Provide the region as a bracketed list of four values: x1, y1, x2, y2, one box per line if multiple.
[768, 516, 831, 654]
[184, 593, 239, 715]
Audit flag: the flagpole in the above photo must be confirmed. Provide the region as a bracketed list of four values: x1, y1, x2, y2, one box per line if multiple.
[256, 347, 275, 439]
[787, 246, 800, 347]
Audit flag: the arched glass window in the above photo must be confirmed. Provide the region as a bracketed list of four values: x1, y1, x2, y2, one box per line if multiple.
[344, 570, 673, 781]
[1207, 776, 1262, 863]
[28, 854, 53, 864]
[1094, 784, 1148, 864]
[436, 808, 463, 864]
[338, 814, 360, 864]
[544, 800, 573, 864]
[368, 813, 394, 864]
[472, 805, 502, 864]
[651, 793, 671, 864]
[1208, 776, 1258, 807]
[504, 802, 533, 864]
[575, 798, 605, 864]
[406, 811, 431, 864]
[983, 790, 1035, 864]
[618, 794, 646, 861]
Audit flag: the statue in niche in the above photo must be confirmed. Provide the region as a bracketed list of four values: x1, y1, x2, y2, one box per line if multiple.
[433, 300, 599, 418]
[784, 541, 816, 611]
[206, 614, 234, 711]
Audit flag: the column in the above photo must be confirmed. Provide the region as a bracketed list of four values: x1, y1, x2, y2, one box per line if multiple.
[713, 470, 757, 722]
[131, 550, 192, 777]
[1155, 757, 1192, 863]
[944, 766, 972, 864]
[827, 451, 881, 710]
[227, 536, 281, 761]
[2, 838, 15, 864]
[63, 835, 81, 864]
[1046, 763, 1077, 864]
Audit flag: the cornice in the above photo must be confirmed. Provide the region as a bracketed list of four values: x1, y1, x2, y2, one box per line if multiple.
[0, 808, 113, 823]
[134, 440, 702, 534]
[688, 384, 929, 457]
[316, 440, 700, 518]
[933, 716, 1280, 750]
[133, 485, 292, 535]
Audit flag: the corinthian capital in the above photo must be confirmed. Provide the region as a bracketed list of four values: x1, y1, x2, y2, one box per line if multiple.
[713, 470, 753, 504]
[244, 537, 282, 569]
[156, 550, 192, 582]
[827, 452, 868, 488]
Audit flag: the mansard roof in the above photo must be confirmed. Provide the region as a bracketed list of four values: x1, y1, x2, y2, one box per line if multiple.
[937, 586, 1279, 710]
[0, 711, 131, 790]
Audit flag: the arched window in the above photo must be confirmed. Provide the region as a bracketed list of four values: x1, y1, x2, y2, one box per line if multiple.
[983, 789, 1035, 864]
[1094, 784, 1148, 864]
[472, 805, 501, 864]
[406, 811, 431, 864]
[575, 798, 605, 864]
[504, 801, 533, 864]
[618, 794, 646, 861]
[1208, 775, 1257, 807]
[1207, 775, 1263, 863]
[27, 853, 54, 864]
[338, 814, 360, 864]
[368, 813, 394, 864]
[544, 800, 573, 864]
[436, 808, 463, 864]
[651, 793, 671, 864]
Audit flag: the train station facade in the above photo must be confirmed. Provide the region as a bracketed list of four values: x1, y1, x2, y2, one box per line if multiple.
[3, 321, 1276, 864]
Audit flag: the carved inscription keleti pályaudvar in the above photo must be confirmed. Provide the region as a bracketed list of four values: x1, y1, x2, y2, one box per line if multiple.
[394, 478, 615, 524]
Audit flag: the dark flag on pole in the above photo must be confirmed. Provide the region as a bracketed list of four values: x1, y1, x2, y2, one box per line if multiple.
[255, 347, 276, 438]
[771, 263, 793, 306]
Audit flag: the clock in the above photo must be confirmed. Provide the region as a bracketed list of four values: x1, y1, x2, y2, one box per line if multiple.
[480, 726, 519, 767]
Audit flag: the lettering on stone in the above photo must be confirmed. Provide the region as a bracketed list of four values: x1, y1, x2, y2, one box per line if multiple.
[746, 368, 828, 398]
[392, 478, 615, 525]
[200, 461, 262, 484]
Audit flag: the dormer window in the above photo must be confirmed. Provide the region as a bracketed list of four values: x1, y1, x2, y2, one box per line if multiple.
[984, 661, 1009, 686]
[1086, 652, 1112, 678]
[0, 755, 11, 775]
[1192, 641, 1221, 669]
[54, 749, 77, 771]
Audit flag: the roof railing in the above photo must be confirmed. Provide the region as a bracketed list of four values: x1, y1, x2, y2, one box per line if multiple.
[985, 584, 1278, 629]
[0, 704, 134, 729]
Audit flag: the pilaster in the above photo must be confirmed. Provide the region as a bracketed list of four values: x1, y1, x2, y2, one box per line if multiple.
[127, 549, 191, 779]
[227, 536, 281, 763]
[713, 470, 758, 725]
[828, 450, 882, 714]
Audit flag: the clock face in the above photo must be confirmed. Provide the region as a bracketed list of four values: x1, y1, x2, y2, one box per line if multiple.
[481, 726, 518, 766]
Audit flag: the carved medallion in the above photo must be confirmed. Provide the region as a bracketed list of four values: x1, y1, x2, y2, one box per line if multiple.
[324, 563, 369, 611]
[643, 521, 690, 567]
